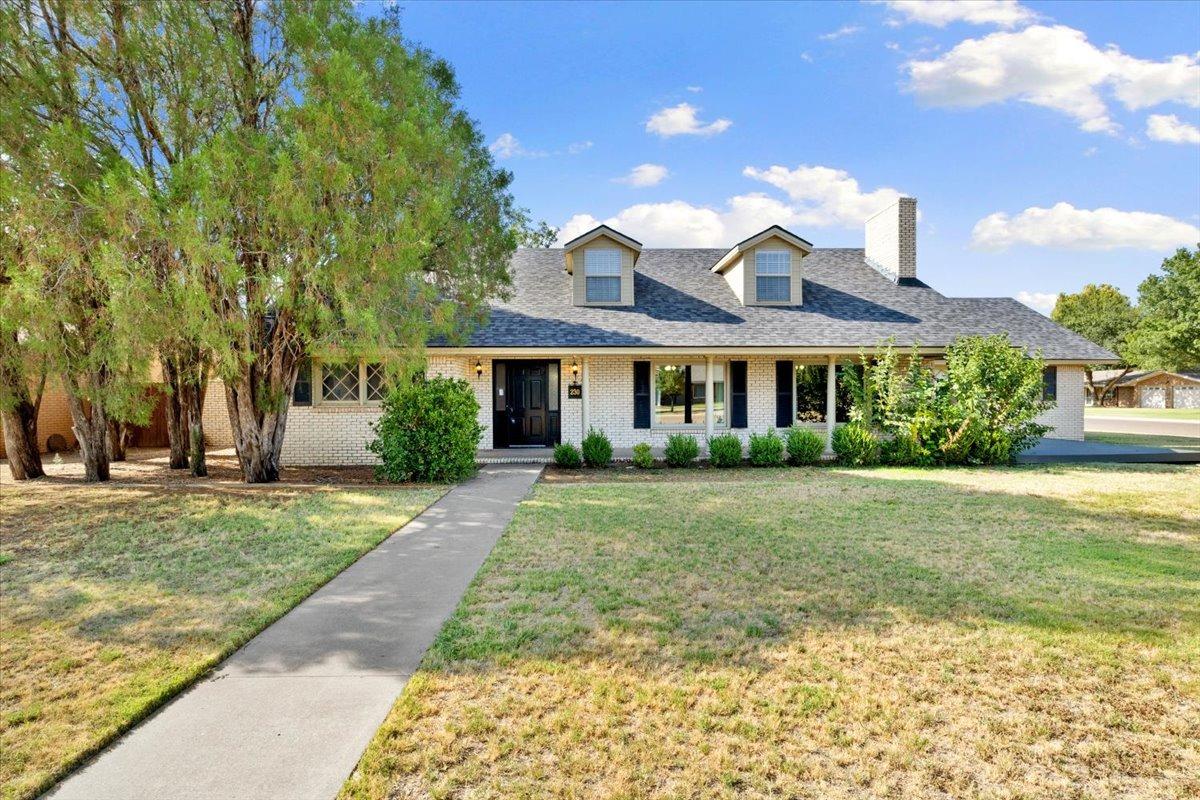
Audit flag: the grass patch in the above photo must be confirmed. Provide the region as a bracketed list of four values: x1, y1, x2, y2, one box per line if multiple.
[1087, 406, 1200, 421]
[0, 479, 440, 800]
[1086, 431, 1200, 450]
[343, 465, 1200, 800]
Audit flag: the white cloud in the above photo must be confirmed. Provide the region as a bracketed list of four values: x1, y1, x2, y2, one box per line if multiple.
[1082, 146, 1099, 157]
[1015, 290, 1058, 315]
[1146, 113, 1200, 144]
[906, 24, 1200, 134]
[489, 133, 539, 159]
[557, 165, 904, 247]
[645, 103, 732, 137]
[882, 0, 1036, 29]
[819, 25, 863, 41]
[491, 133, 593, 158]
[686, 85, 703, 93]
[742, 164, 906, 227]
[614, 163, 669, 187]
[971, 202, 1200, 251]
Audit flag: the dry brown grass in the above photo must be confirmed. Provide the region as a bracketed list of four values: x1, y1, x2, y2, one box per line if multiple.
[0, 467, 441, 800]
[343, 464, 1200, 800]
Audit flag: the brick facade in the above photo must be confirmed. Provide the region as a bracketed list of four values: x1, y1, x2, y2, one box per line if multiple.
[191, 355, 1088, 467]
[0, 378, 77, 458]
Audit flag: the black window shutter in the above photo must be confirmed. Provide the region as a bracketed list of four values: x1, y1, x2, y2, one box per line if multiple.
[292, 358, 312, 406]
[730, 361, 748, 428]
[1043, 366, 1058, 401]
[633, 361, 651, 429]
[775, 360, 793, 428]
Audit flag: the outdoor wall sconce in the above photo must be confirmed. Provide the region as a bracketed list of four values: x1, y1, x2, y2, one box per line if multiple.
[570, 358, 580, 381]
[474, 359, 483, 378]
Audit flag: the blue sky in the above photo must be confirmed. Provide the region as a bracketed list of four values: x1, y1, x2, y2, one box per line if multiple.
[369, 0, 1199, 312]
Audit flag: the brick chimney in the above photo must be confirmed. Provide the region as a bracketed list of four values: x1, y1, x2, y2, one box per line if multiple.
[865, 197, 917, 283]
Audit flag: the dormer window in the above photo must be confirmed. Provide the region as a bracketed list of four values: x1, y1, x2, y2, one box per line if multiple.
[584, 249, 622, 303]
[710, 225, 811, 306]
[562, 224, 642, 307]
[755, 250, 791, 302]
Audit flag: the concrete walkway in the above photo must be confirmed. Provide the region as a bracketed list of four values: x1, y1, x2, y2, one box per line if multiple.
[46, 464, 544, 800]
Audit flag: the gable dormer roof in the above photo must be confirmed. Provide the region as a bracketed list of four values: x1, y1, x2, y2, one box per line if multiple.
[562, 225, 642, 274]
[710, 225, 813, 274]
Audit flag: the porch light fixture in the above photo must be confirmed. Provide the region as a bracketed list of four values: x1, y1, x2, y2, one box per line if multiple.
[571, 359, 579, 381]
[474, 359, 483, 378]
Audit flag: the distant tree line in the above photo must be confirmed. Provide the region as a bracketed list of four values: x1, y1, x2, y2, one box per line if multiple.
[1, 0, 548, 483]
[1051, 246, 1200, 404]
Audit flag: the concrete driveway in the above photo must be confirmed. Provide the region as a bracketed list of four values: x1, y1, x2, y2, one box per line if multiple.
[45, 464, 544, 800]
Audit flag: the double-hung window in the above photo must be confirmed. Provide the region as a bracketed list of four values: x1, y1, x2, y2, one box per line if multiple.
[755, 250, 791, 302]
[584, 248, 622, 303]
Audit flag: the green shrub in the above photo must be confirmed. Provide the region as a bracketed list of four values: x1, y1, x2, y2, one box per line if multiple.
[369, 376, 482, 483]
[785, 427, 825, 465]
[707, 433, 743, 467]
[664, 434, 699, 467]
[832, 422, 881, 466]
[748, 429, 786, 466]
[553, 442, 582, 468]
[842, 334, 1051, 465]
[631, 442, 654, 469]
[581, 428, 613, 468]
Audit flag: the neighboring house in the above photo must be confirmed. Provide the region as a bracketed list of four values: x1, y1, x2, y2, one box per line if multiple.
[201, 197, 1115, 465]
[1087, 369, 1200, 409]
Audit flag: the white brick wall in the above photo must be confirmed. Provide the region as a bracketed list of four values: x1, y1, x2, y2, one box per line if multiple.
[200, 355, 1089, 464]
[865, 197, 917, 282]
[1036, 365, 1085, 441]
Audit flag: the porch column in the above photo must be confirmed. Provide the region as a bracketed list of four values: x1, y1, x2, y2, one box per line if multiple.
[704, 355, 715, 438]
[581, 357, 590, 438]
[825, 355, 837, 454]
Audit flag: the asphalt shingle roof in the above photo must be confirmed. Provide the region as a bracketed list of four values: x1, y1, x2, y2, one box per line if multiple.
[439, 247, 1116, 361]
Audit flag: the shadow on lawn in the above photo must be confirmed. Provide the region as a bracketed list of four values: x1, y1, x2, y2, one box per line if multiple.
[419, 466, 1200, 676]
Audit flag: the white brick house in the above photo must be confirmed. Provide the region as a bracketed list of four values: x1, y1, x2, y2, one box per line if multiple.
[202, 198, 1113, 464]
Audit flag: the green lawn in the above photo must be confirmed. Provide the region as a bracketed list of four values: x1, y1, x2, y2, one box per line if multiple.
[344, 465, 1200, 800]
[0, 478, 441, 800]
[1086, 431, 1200, 450]
[1087, 406, 1200, 421]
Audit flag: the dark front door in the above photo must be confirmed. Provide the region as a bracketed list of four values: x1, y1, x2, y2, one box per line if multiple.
[493, 360, 560, 448]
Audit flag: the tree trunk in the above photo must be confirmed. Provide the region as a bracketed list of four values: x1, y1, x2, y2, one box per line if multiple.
[162, 356, 189, 469]
[224, 356, 299, 484]
[182, 372, 208, 477]
[65, 375, 111, 482]
[2, 400, 44, 480]
[0, 344, 45, 481]
[106, 418, 130, 462]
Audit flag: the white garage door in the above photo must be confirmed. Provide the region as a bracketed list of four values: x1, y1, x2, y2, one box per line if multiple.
[1140, 386, 1167, 408]
[1175, 386, 1200, 409]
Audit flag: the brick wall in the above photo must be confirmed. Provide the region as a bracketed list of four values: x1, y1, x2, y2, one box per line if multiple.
[1036, 365, 1085, 441]
[194, 356, 1089, 464]
[865, 197, 917, 282]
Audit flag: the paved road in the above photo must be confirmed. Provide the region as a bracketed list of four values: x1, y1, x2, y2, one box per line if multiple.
[1085, 415, 1200, 438]
[45, 464, 544, 800]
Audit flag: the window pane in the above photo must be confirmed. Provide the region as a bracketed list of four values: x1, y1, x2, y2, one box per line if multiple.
[322, 363, 360, 402]
[654, 364, 687, 426]
[756, 275, 790, 301]
[584, 248, 622, 276]
[654, 363, 726, 427]
[795, 365, 827, 423]
[293, 358, 312, 406]
[755, 250, 790, 275]
[586, 276, 621, 302]
[365, 363, 387, 402]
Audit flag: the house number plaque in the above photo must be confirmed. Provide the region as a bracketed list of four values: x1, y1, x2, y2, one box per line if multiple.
[567, 383, 582, 399]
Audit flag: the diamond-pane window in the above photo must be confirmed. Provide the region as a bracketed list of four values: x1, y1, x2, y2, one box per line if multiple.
[365, 363, 387, 402]
[322, 363, 360, 402]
